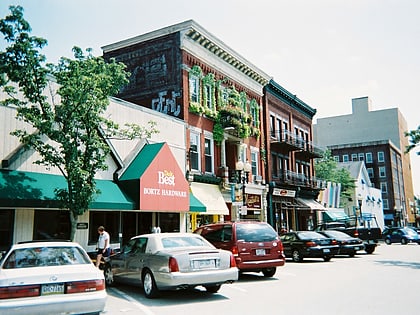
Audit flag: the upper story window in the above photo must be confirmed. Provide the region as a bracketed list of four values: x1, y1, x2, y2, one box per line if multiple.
[204, 137, 213, 174]
[333, 155, 339, 162]
[383, 199, 389, 210]
[367, 167, 374, 178]
[270, 115, 276, 139]
[379, 166, 386, 177]
[343, 154, 349, 162]
[378, 151, 385, 163]
[366, 152, 373, 163]
[250, 99, 259, 128]
[351, 153, 358, 161]
[204, 84, 214, 110]
[251, 149, 259, 177]
[189, 75, 200, 103]
[358, 153, 364, 161]
[380, 182, 388, 194]
[190, 131, 200, 171]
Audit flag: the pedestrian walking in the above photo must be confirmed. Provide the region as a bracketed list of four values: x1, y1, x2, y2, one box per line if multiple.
[96, 226, 110, 268]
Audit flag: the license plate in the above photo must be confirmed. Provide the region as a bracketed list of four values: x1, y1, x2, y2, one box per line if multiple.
[41, 283, 64, 295]
[323, 249, 330, 253]
[256, 249, 266, 256]
[191, 259, 216, 269]
[354, 247, 360, 250]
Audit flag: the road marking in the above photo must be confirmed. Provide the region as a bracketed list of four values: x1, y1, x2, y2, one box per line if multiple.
[109, 287, 155, 315]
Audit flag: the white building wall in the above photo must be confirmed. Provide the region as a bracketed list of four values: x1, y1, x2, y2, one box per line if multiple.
[314, 96, 402, 150]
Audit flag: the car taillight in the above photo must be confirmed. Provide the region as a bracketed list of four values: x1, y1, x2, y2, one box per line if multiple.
[354, 231, 359, 237]
[0, 285, 40, 299]
[305, 241, 317, 247]
[229, 254, 237, 268]
[66, 279, 105, 294]
[331, 240, 338, 245]
[169, 257, 179, 272]
[231, 245, 239, 256]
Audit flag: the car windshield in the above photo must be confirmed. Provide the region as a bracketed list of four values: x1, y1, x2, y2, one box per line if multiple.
[236, 224, 278, 242]
[2, 246, 91, 269]
[403, 228, 417, 236]
[298, 231, 327, 240]
[323, 230, 351, 239]
[161, 236, 210, 248]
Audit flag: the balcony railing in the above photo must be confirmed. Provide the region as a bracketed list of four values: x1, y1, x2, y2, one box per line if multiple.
[272, 170, 326, 189]
[270, 130, 323, 159]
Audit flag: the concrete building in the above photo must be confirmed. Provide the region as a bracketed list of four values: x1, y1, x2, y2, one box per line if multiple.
[313, 96, 415, 227]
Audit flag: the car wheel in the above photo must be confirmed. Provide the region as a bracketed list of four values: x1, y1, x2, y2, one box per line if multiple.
[385, 238, 392, 245]
[205, 284, 221, 293]
[365, 245, 376, 254]
[142, 269, 159, 299]
[104, 265, 114, 286]
[349, 252, 355, 258]
[401, 238, 408, 245]
[323, 256, 332, 262]
[262, 267, 276, 277]
[292, 249, 303, 262]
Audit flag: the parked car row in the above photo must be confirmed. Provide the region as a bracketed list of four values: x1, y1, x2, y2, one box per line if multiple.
[2, 222, 417, 313]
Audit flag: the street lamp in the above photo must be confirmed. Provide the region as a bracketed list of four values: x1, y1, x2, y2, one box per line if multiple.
[236, 160, 252, 218]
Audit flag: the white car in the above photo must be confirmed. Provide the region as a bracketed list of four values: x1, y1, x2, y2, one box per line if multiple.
[104, 232, 239, 298]
[0, 241, 106, 315]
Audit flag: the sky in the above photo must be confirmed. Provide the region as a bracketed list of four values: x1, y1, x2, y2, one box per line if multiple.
[1, 0, 420, 192]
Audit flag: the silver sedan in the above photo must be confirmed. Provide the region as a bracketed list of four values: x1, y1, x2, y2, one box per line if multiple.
[104, 232, 239, 298]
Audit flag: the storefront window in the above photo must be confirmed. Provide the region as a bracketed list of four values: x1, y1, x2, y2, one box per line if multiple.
[0, 210, 14, 251]
[89, 211, 120, 245]
[33, 210, 70, 240]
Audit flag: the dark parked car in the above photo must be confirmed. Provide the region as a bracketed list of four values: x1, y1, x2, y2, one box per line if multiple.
[280, 231, 339, 262]
[383, 227, 420, 245]
[318, 230, 365, 257]
[194, 221, 285, 277]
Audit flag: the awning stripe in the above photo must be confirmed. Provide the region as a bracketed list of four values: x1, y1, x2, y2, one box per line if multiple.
[190, 182, 229, 215]
[189, 192, 206, 212]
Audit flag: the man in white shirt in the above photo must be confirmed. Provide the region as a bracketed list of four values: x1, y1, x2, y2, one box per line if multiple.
[96, 226, 110, 268]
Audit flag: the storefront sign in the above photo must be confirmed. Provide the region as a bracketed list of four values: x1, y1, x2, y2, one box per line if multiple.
[273, 188, 296, 198]
[246, 193, 261, 210]
[76, 222, 88, 229]
[139, 143, 189, 212]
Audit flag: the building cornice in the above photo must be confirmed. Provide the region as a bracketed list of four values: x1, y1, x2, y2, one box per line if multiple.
[265, 80, 316, 119]
[102, 20, 271, 90]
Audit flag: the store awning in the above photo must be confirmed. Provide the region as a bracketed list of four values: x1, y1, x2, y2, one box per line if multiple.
[296, 198, 326, 211]
[189, 192, 206, 212]
[0, 170, 135, 210]
[322, 208, 349, 222]
[190, 182, 229, 215]
[119, 143, 189, 212]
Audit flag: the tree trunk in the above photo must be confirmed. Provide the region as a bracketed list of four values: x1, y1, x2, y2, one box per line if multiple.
[69, 210, 78, 241]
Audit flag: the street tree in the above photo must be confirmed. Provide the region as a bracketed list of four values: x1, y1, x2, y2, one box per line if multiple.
[315, 150, 356, 205]
[405, 126, 420, 155]
[0, 6, 158, 240]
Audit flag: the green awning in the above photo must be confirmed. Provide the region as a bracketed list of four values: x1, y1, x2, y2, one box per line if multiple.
[189, 192, 206, 212]
[0, 170, 135, 210]
[322, 209, 349, 222]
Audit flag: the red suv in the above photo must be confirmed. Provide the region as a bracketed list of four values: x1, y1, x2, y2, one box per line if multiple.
[194, 221, 285, 277]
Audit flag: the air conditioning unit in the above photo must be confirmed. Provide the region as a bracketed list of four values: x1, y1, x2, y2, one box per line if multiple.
[253, 175, 262, 184]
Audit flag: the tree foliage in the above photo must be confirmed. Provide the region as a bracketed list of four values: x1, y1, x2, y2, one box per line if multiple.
[315, 150, 356, 204]
[0, 6, 158, 240]
[405, 126, 420, 155]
